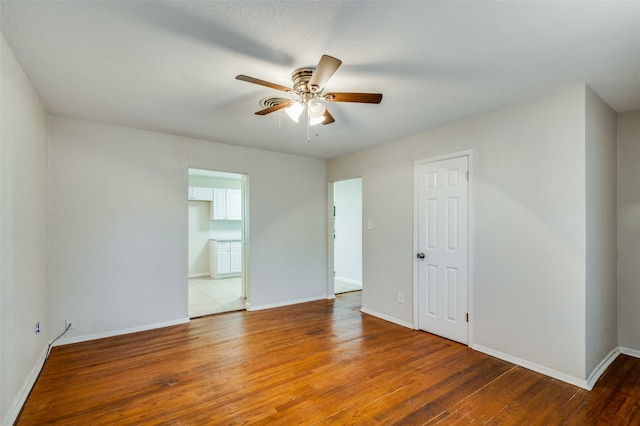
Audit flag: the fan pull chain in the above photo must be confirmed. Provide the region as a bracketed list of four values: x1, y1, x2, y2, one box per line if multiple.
[307, 115, 311, 143]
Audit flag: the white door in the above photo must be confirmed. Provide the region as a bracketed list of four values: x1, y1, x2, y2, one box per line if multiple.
[417, 156, 468, 344]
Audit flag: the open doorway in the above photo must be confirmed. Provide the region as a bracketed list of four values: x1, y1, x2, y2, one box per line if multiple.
[188, 168, 248, 317]
[334, 178, 362, 294]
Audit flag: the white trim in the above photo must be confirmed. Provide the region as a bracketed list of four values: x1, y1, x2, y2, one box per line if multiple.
[53, 318, 191, 347]
[586, 347, 620, 390]
[360, 307, 414, 329]
[472, 343, 590, 390]
[188, 272, 210, 278]
[413, 149, 474, 343]
[3, 346, 48, 426]
[620, 346, 640, 358]
[247, 295, 327, 311]
[327, 181, 335, 299]
[416, 150, 474, 165]
[334, 276, 362, 286]
[412, 160, 420, 330]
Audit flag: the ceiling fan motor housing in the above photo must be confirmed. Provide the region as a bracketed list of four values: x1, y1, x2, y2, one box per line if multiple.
[291, 68, 315, 94]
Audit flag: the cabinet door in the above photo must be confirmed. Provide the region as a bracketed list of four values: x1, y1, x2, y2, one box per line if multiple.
[227, 190, 242, 220]
[189, 186, 213, 201]
[212, 189, 227, 220]
[230, 241, 242, 273]
[193, 187, 213, 201]
[216, 242, 231, 274]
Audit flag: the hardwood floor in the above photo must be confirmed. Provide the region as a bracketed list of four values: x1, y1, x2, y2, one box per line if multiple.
[18, 292, 640, 425]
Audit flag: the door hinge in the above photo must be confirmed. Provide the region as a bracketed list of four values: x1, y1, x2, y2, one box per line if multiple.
[466, 313, 469, 322]
[466, 171, 469, 181]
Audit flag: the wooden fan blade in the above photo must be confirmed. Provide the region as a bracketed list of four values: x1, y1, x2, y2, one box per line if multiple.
[322, 109, 335, 125]
[236, 75, 293, 93]
[309, 55, 342, 92]
[255, 100, 293, 115]
[324, 92, 383, 104]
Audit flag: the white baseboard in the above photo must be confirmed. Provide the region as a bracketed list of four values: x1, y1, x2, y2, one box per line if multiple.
[620, 346, 640, 358]
[334, 276, 362, 286]
[188, 272, 210, 278]
[586, 347, 620, 390]
[247, 295, 327, 311]
[471, 345, 627, 391]
[360, 307, 414, 329]
[471, 343, 590, 390]
[4, 345, 48, 426]
[53, 318, 191, 347]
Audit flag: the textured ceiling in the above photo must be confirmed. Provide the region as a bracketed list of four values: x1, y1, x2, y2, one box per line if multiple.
[2, 1, 640, 159]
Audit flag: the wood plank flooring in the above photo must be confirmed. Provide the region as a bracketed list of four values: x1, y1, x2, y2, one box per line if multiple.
[18, 292, 640, 425]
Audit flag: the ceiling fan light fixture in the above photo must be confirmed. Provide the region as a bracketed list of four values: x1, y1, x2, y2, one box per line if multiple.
[285, 101, 304, 122]
[307, 99, 326, 119]
[238, 54, 383, 127]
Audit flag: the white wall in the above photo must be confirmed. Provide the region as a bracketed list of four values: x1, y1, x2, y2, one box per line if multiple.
[618, 109, 640, 353]
[188, 201, 210, 276]
[334, 178, 362, 284]
[329, 142, 415, 326]
[328, 85, 589, 383]
[0, 34, 49, 424]
[49, 116, 327, 343]
[584, 87, 618, 379]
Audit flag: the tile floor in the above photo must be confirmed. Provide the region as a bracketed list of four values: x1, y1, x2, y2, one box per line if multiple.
[188, 276, 245, 318]
[335, 278, 362, 294]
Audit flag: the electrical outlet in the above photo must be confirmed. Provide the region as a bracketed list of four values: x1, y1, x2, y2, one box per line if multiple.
[398, 292, 404, 304]
[65, 319, 75, 329]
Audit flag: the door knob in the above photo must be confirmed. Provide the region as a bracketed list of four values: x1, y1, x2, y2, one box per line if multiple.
[417, 252, 425, 259]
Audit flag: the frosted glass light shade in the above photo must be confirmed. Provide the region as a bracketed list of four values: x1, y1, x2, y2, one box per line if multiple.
[307, 100, 326, 118]
[285, 102, 304, 122]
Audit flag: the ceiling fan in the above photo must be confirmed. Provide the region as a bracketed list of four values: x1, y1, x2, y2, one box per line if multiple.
[236, 55, 382, 126]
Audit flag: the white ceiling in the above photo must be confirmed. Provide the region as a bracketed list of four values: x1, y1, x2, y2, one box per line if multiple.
[2, 1, 640, 159]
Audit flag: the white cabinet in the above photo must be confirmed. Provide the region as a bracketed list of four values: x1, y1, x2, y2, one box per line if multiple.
[215, 242, 231, 275]
[210, 240, 242, 278]
[227, 190, 242, 220]
[188, 186, 213, 201]
[211, 189, 242, 220]
[230, 241, 242, 273]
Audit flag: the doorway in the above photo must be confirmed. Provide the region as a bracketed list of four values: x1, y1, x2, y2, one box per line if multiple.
[333, 178, 363, 294]
[415, 154, 469, 344]
[188, 168, 248, 317]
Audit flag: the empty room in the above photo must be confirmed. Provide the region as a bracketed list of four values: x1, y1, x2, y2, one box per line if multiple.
[2, 1, 640, 424]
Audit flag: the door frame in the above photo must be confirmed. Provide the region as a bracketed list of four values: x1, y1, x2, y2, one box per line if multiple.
[241, 174, 250, 306]
[327, 182, 336, 299]
[187, 168, 250, 311]
[326, 177, 364, 299]
[413, 149, 474, 346]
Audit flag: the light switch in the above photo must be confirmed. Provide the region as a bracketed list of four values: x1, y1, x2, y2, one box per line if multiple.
[367, 220, 373, 230]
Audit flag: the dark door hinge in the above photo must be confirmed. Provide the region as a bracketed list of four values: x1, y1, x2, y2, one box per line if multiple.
[466, 313, 469, 322]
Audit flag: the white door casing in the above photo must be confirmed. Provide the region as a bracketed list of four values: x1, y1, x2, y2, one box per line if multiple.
[417, 155, 469, 344]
